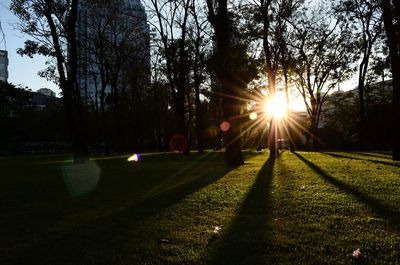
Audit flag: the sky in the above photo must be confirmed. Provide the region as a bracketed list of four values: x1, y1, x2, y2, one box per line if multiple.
[0, 0, 60, 94]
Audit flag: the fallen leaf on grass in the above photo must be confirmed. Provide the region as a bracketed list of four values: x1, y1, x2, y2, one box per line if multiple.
[348, 248, 362, 259]
[213, 226, 221, 234]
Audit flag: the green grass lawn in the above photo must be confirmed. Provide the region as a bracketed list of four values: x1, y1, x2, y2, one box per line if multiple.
[1, 150, 399, 264]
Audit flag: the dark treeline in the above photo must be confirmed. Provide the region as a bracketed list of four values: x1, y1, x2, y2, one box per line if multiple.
[3, 0, 400, 162]
[0, 81, 68, 154]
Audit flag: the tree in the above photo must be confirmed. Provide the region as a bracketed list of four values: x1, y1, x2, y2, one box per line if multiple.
[322, 90, 360, 148]
[149, 0, 195, 155]
[188, 1, 210, 153]
[74, 0, 151, 154]
[367, 48, 391, 90]
[0, 81, 32, 153]
[323, 82, 394, 149]
[79, 0, 117, 155]
[0, 81, 68, 154]
[334, 0, 383, 149]
[206, 0, 258, 165]
[381, 0, 400, 160]
[0, 81, 31, 118]
[251, 0, 302, 156]
[289, 3, 356, 149]
[11, 0, 88, 163]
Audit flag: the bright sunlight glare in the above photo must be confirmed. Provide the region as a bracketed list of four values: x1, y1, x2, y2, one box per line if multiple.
[265, 92, 287, 119]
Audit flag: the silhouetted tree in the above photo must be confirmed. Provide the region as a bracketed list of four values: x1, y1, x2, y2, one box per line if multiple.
[206, 0, 258, 165]
[11, 0, 88, 163]
[381, 0, 400, 160]
[251, 0, 302, 156]
[289, 2, 356, 149]
[334, 0, 383, 149]
[189, 2, 210, 153]
[149, 0, 193, 155]
[0, 81, 68, 153]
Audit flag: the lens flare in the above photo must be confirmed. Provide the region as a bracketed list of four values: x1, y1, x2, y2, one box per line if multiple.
[169, 134, 188, 152]
[249, 112, 258, 120]
[62, 160, 100, 197]
[265, 92, 287, 119]
[127, 153, 140, 162]
[219, 121, 231, 132]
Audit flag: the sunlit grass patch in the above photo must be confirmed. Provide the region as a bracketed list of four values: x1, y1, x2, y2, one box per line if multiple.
[274, 151, 400, 264]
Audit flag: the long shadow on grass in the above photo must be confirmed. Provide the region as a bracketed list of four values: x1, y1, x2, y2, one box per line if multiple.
[350, 151, 391, 159]
[3, 152, 238, 264]
[209, 157, 275, 265]
[323, 152, 400, 168]
[294, 152, 400, 228]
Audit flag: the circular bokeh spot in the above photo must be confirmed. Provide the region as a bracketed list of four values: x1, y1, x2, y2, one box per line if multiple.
[219, 121, 231, 132]
[249, 112, 258, 120]
[62, 160, 101, 197]
[169, 134, 188, 152]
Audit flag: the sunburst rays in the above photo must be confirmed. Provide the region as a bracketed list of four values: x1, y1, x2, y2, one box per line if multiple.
[208, 86, 323, 150]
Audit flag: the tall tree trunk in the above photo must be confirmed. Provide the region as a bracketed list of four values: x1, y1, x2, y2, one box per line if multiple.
[268, 117, 277, 157]
[223, 77, 244, 165]
[268, 73, 277, 157]
[151, 0, 191, 156]
[358, 64, 366, 149]
[261, 0, 277, 158]
[97, 62, 110, 156]
[69, 0, 89, 163]
[382, 0, 400, 160]
[62, 92, 88, 163]
[207, 0, 244, 165]
[309, 96, 318, 150]
[192, 2, 204, 154]
[153, 83, 163, 151]
[194, 85, 204, 153]
[175, 91, 190, 155]
[92, 74, 101, 155]
[310, 115, 318, 150]
[177, 0, 191, 156]
[358, 42, 373, 150]
[100, 103, 110, 156]
[113, 95, 122, 153]
[283, 66, 295, 152]
[44, 0, 88, 163]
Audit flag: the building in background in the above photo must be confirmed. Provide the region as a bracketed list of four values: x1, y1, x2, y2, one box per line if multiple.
[76, 0, 150, 104]
[37, 88, 56, 98]
[30, 91, 59, 109]
[0, 50, 8, 82]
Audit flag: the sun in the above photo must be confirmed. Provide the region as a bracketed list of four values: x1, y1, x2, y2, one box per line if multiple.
[264, 92, 288, 119]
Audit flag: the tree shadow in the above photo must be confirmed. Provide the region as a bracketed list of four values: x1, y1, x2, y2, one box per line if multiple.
[294, 152, 400, 228]
[350, 151, 391, 160]
[323, 152, 363, 160]
[4, 152, 239, 264]
[209, 157, 275, 265]
[323, 152, 400, 168]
